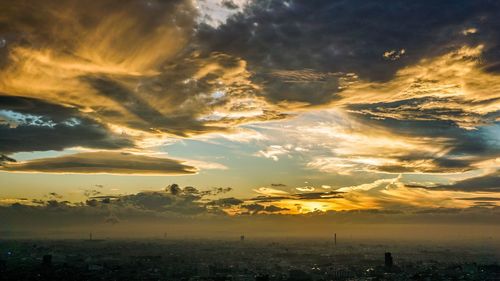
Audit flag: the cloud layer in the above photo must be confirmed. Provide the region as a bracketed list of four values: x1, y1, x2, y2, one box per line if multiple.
[1, 152, 197, 175]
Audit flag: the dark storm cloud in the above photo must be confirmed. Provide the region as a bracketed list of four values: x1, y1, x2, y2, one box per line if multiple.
[207, 187, 233, 195]
[350, 97, 500, 130]
[250, 191, 343, 204]
[0, 0, 287, 146]
[2, 184, 238, 222]
[347, 110, 500, 173]
[262, 204, 289, 213]
[0, 122, 129, 154]
[429, 171, 500, 192]
[294, 191, 343, 200]
[78, 184, 238, 216]
[0, 0, 204, 138]
[221, 0, 239, 10]
[241, 203, 289, 214]
[121, 191, 204, 214]
[0, 96, 134, 154]
[128, 185, 241, 213]
[82, 75, 227, 137]
[207, 197, 244, 207]
[198, 0, 500, 104]
[0, 151, 197, 175]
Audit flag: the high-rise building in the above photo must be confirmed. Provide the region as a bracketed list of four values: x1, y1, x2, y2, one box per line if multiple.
[385, 252, 393, 268]
[42, 254, 52, 267]
[240, 235, 245, 241]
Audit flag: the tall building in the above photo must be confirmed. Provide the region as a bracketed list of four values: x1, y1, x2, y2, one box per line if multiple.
[240, 235, 245, 241]
[42, 254, 52, 267]
[334, 233, 337, 246]
[385, 252, 393, 268]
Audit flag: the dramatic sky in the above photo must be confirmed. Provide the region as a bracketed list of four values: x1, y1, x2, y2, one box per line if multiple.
[0, 0, 499, 238]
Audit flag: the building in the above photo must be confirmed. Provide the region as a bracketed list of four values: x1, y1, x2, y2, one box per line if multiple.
[384, 252, 393, 269]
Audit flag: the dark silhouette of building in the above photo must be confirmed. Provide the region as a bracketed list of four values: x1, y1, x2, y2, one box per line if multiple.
[334, 233, 337, 246]
[240, 235, 245, 241]
[42, 254, 52, 267]
[385, 252, 393, 268]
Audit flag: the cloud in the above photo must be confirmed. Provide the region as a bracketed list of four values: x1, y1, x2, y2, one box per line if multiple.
[220, 0, 239, 10]
[0, 0, 498, 180]
[296, 186, 315, 192]
[0, 180, 498, 237]
[294, 192, 343, 200]
[241, 203, 289, 214]
[4, 0, 496, 144]
[121, 190, 204, 214]
[424, 171, 500, 192]
[194, 0, 500, 177]
[199, 0, 500, 105]
[1, 0, 500, 226]
[208, 197, 244, 208]
[245, 175, 500, 214]
[256, 145, 291, 161]
[0, 183, 241, 227]
[340, 46, 500, 130]
[254, 109, 495, 175]
[253, 187, 289, 196]
[456, 197, 500, 201]
[0, 0, 288, 154]
[383, 49, 406, 61]
[0, 96, 134, 154]
[84, 184, 239, 216]
[183, 159, 228, 170]
[1, 200, 498, 239]
[336, 175, 500, 210]
[0, 151, 197, 175]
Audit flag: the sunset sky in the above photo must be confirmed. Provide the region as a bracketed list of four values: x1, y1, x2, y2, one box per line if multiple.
[0, 0, 499, 236]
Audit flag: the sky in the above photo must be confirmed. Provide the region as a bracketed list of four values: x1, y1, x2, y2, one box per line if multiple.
[0, 0, 499, 238]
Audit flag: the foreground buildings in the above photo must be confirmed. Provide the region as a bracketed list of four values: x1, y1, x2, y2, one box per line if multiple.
[0, 239, 498, 280]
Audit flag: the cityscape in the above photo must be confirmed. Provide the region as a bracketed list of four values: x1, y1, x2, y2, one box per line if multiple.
[1, 0, 499, 280]
[1, 237, 499, 280]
